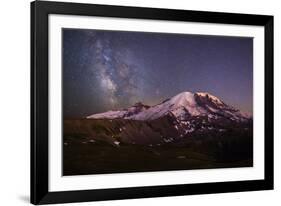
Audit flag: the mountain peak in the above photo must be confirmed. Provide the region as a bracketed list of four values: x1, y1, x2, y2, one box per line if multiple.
[170, 91, 196, 106]
[176, 91, 194, 96]
[132, 102, 149, 108]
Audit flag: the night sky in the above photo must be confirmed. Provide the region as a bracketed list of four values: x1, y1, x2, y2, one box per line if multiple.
[63, 29, 253, 118]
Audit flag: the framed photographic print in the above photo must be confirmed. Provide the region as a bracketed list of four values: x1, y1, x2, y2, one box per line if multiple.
[31, 0, 274, 204]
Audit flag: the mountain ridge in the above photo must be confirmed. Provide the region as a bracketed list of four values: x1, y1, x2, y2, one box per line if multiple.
[87, 91, 251, 122]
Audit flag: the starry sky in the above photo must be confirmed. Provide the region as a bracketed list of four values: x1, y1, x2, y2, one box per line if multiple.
[63, 28, 253, 118]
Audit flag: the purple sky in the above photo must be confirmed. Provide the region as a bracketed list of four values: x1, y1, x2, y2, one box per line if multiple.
[63, 29, 253, 118]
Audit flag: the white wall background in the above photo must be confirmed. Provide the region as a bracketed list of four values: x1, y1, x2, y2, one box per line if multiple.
[0, 0, 279, 205]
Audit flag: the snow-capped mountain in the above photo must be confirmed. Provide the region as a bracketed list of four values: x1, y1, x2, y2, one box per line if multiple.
[64, 91, 253, 147]
[87, 91, 251, 122]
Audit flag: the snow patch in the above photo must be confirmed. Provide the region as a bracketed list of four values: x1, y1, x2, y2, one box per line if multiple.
[113, 141, 120, 146]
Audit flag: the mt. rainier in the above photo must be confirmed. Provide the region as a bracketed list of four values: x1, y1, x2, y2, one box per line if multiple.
[87, 91, 250, 123]
[64, 91, 253, 169]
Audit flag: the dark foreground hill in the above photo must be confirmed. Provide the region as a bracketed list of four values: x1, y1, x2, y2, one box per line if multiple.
[63, 117, 253, 175]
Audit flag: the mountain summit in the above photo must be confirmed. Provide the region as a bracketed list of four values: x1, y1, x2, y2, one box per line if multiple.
[87, 91, 250, 122]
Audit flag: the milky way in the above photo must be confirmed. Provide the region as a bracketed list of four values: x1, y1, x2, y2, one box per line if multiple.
[63, 29, 253, 118]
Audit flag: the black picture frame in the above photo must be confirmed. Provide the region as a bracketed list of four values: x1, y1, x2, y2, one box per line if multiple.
[31, 0, 274, 204]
